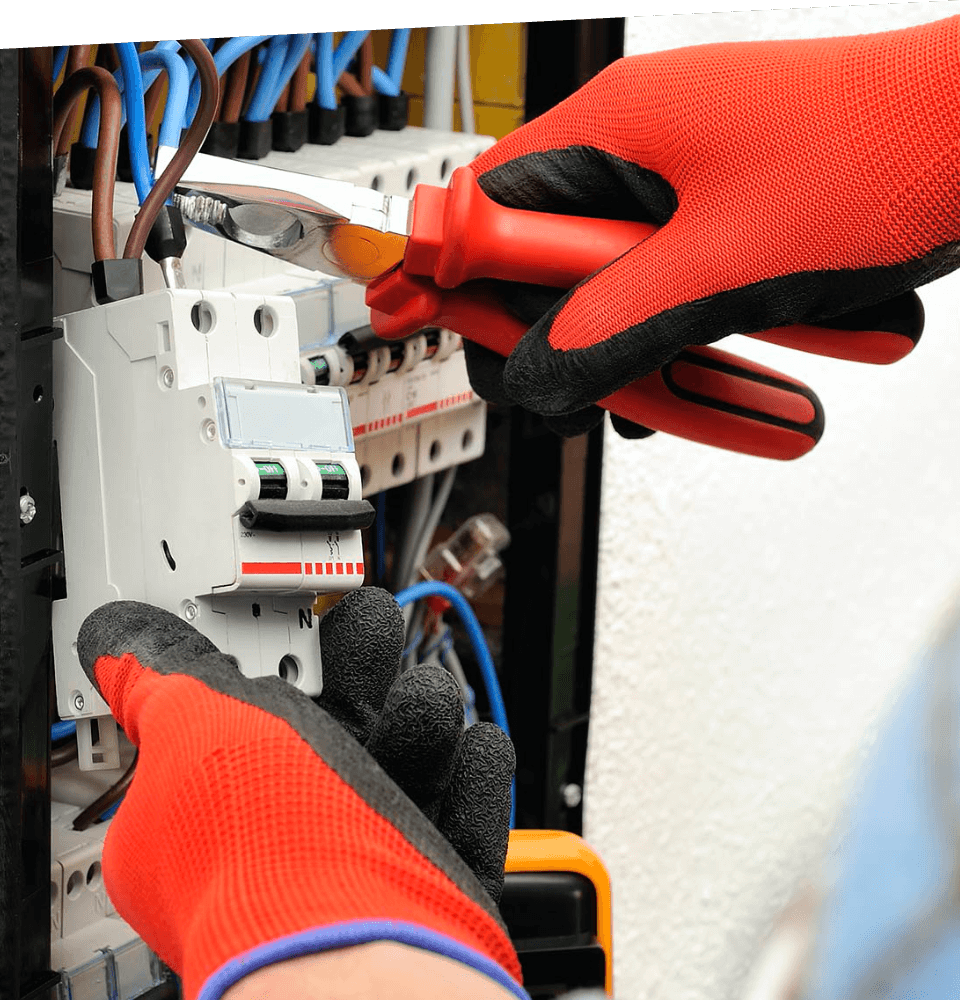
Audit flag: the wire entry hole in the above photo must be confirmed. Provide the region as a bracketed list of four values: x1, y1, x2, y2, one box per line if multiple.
[191, 301, 215, 334]
[429, 440, 442, 461]
[254, 306, 277, 338]
[66, 871, 83, 899]
[278, 655, 300, 685]
[391, 453, 405, 477]
[462, 430, 474, 451]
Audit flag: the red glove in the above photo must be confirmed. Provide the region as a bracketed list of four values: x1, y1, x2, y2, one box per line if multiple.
[469, 15, 959, 417]
[76, 591, 522, 1000]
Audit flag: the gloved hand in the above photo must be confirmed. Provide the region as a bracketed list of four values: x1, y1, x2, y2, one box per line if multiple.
[465, 15, 957, 419]
[77, 589, 522, 1000]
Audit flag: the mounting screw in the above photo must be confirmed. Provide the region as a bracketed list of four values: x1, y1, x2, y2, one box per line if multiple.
[160, 366, 175, 388]
[201, 419, 217, 442]
[73, 693, 85, 712]
[183, 602, 198, 621]
[19, 493, 37, 524]
[561, 783, 582, 809]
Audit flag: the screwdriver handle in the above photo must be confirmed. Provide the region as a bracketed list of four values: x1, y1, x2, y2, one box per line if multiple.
[366, 270, 823, 461]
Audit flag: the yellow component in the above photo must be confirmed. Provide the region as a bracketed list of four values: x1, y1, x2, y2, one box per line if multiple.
[372, 25, 527, 141]
[505, 829, 614, 995]
[324, 225, 408, 283]
[313, 593, 345, 617]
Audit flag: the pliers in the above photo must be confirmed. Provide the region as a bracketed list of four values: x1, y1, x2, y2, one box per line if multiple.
[162, 150, 916, 460]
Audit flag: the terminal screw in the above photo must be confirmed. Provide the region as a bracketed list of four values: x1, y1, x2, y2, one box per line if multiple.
[19, 493, 37, 524]
[201, 419, 217, 442]
[160, 366, 175, 388]
[73, 693, 84, 712]
[183, 602, 198, 621]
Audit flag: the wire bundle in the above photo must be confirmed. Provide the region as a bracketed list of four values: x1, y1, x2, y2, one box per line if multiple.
[54, 40, 220, 301]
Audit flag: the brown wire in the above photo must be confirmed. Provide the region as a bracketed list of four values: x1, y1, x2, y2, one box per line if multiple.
[53, 66, 122, 261]
[276, 81, 291, 114]
[358, 35, 373, 94]
[289, 50, 311, 113]
[72, 751, 138, 831]
[51, 739, 79, 767]
[338, 35, 375, 99]
[55, 45, 93, 156]
[221, 49, 251, 124]
[123, 38, 220, 261]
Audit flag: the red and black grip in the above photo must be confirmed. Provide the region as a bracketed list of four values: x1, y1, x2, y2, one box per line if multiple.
[403, 169, 917, 366]
[366, 269, 823, 460]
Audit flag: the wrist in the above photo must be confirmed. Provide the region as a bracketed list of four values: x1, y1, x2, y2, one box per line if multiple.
[223, 941, 524, 1000]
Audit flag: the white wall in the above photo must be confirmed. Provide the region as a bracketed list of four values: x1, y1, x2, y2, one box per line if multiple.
[587, 4, 960, 998]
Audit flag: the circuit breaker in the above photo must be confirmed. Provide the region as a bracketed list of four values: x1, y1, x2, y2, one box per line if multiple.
[52, 288, 371, 769]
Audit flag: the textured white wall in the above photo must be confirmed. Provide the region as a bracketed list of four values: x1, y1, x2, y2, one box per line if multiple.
[587, 4, 960, 999]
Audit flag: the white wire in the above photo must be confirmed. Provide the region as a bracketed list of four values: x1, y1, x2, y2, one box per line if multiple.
[456, 26, 475, 134]
[404, 466, 457, 592]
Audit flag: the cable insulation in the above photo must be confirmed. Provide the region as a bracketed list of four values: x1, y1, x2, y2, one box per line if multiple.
[124, 38, 219, 260]
[53, 66, 122, 260]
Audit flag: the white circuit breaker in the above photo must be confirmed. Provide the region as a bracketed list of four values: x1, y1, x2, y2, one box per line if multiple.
[53, 288, 370, 769]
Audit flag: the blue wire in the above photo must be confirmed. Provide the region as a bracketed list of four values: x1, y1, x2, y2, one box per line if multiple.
[372, 27, 410, 96]
[99, 797, 124, 821]
[386, 28, 411, 88]
[315, 33, 337, 110]
[267, 33, 312, 113]
[182, 35, 271, 129]
[245, 35, 289, 123]
[402, 629, 424, 661]
[116, 42, 154, 203]
[331, 30, 369, 82]
[53, 46, 68, 84]
[51, 720, 77, 742]
[138, 49, 190, 149]
[394, 581, 514, 827]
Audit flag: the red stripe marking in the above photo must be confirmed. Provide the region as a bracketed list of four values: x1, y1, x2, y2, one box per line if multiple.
[356, 562, 365, 574]
[346, 564, 354, 574]
[315, 563, 324, 575]
[336, 562, 344, 574]
[326, 562, 334, 575]
[305, 564, 313, 574]
[241, 562, 301, 575]
[353, 424, 366, 437]
[406, 402, 438, 419]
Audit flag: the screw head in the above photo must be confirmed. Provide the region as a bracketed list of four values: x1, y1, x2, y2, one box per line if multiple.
[160, 366, 175, 388]
[72, 693, 85, 712]
[561, 783, 583, 809]
[201, 419, 217, 442]
[183, 602, 199, 621]
[19, 493, 37, 524]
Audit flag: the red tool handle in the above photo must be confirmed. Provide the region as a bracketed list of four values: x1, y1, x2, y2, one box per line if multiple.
[402, 168, 915, 366]
[367, 270, 823, 461]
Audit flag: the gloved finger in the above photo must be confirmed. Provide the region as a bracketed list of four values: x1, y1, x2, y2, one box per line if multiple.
[749, 291, 924, 365]
[609, 413, 656, 439]
[499, 209, 932, 415]
[544, 407, 605, 438]
[462, 340, 513, 407]
[463, 339, 604, 437]
[436, 723, 515, 906]
[314, 587, 405, 744]
[365, 663, 464, 823]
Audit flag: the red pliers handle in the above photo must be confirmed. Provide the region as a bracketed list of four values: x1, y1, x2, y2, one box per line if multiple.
[365, 168, 914, 459]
